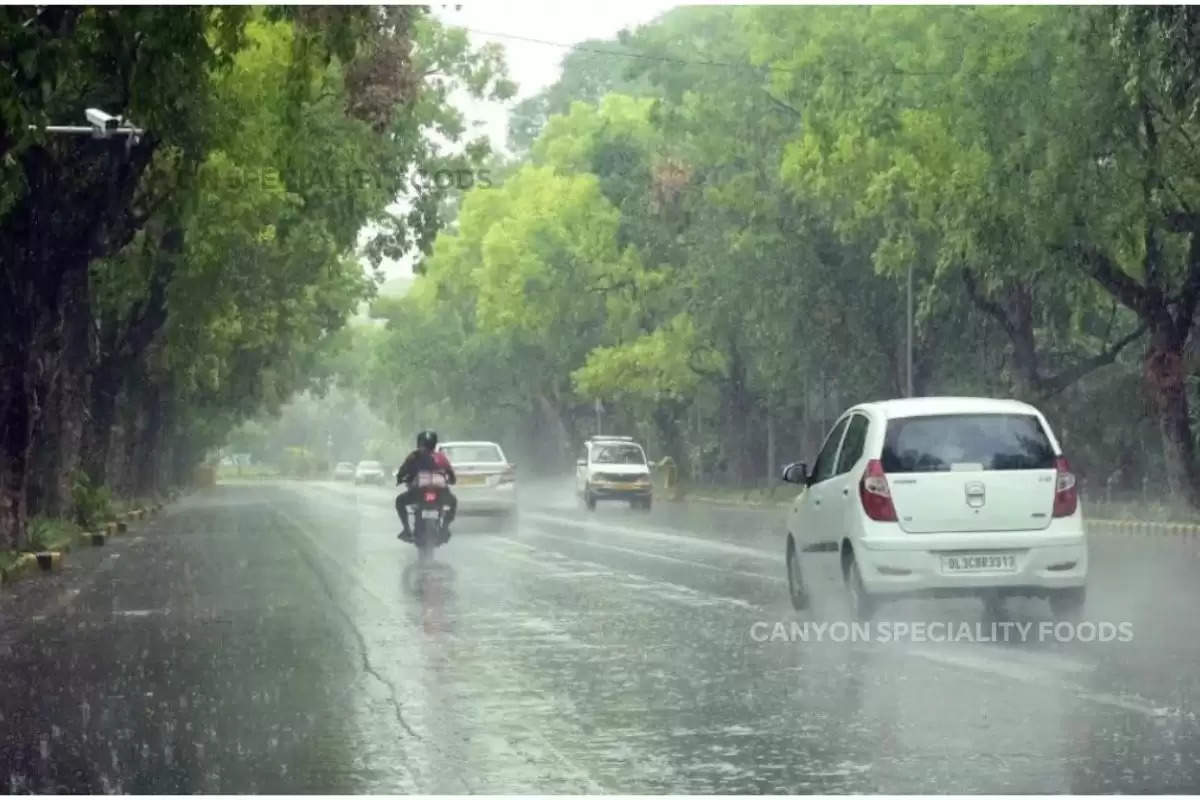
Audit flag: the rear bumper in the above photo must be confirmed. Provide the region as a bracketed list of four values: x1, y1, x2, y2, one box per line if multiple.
[855, 519, 1087, 596]
[588, 483, 652, 500]
[454, 485, 517, 515]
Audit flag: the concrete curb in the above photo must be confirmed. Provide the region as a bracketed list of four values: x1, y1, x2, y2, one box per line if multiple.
[1086, 518, 1200, 537]
[2, 503, 163, 591]
[35, 551, 63, 571]
[81, 530, 107, 547]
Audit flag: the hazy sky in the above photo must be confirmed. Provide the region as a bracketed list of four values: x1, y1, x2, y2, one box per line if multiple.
[367, 2, 680, 285]
[431, 2, 681, 153]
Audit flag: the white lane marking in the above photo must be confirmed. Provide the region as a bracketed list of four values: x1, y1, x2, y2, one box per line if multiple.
[521, 524, 787, 585]
[477, 536, 764, 612]
[522, 510, 780, 564]
[112, 609, 170, 618]
[903, 645, 1176, 718]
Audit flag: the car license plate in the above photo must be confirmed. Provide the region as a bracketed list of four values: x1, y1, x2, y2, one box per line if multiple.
[460, 475, 486, 487]
[420, 509, 440, 520]
[941, 553, 1017, 573]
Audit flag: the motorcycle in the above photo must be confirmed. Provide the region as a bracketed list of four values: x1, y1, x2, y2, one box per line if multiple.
[405, 471, 452, 561]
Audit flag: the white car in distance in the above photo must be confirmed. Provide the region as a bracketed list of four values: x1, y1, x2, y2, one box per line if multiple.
[354, 460, 387, 486]
[437, 441, 517, 527]
[781, 397, 1087, 622]
[576, 435, 653, 511]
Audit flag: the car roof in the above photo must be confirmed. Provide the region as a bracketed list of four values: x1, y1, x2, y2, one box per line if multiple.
[856, 396, 1043, 420]
[439, 441, 502, 449]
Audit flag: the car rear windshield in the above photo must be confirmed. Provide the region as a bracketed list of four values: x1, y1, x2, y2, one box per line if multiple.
[593, 443, 646, 464]
[442, 445, 503, 463]
[881, 413, 1056, 473]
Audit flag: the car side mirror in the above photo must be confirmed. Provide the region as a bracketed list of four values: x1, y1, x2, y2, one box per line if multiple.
[781, 462, 809, 485]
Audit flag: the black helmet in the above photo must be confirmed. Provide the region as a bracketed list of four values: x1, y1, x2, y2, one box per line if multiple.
[416, 430, 438, 450]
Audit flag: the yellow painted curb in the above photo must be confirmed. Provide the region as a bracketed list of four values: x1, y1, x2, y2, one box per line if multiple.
[116, 520, 128, 533]
[1087, 518, 1200, 536]
[80, 531, 106, 546]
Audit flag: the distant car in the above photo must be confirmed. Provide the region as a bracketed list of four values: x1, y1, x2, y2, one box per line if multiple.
[437, 441, 517, 527]
[575, 435, 653, 511]
[354, 460, 386, 486]
[333, 462, 355, 481]
[781, 397, 1087, 622]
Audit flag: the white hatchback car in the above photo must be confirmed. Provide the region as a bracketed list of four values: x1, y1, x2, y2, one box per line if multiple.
[781, 397, 1087, 621]
[576, 436, 653, 511]
[437, 441, 518, 526]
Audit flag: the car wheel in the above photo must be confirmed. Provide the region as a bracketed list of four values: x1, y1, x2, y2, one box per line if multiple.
[1048, 586, 1086, 621]
[844, 552, 877, 622]
[641, 496, 652, 512]
[785, 536, 809, 611]
[585, 490, 597, 511]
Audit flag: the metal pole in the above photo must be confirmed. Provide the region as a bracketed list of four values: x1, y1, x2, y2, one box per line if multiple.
[906, 263, 914, 398]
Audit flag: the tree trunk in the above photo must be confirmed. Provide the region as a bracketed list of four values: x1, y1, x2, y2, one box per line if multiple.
[1145, 323, 1199, 505]
[27, 266, 92, 518]
[135, 380, 166, 498]
[0, 336, 38, 550]
[83, 354, 124, 486]
[766, 408, 776, 488]
[534, 391, 571, 471]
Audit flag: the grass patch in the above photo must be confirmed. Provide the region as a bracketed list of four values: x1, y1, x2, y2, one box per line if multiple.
[27, 516, 82, 552]
[0, 551, 20, 574]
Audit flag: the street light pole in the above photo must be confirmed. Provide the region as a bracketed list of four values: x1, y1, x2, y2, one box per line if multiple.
[906, 262, 914, 398]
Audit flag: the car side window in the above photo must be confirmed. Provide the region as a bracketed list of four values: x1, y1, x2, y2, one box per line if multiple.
[811, 417, 850, 485]
[836, 414, 869, 476]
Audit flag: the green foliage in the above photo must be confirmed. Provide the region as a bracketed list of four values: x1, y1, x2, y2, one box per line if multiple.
[27, 516, 81, 553]
[280, 447, 321, 478]
[71, 472, 114, 530]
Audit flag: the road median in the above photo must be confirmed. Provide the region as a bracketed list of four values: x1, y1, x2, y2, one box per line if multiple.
[669, 491, 1200, 537]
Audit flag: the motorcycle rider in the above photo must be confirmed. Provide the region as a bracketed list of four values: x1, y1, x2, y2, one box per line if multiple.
[395, 430, 457, 541]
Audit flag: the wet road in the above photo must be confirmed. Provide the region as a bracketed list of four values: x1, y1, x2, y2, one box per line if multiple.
[2, 479, 1200, 792]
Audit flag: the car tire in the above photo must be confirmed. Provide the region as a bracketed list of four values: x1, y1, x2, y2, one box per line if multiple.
[844, 552, 877, 622]
[1048, 586, 1086, 621]
[641, 496, 652, 512]
[585, 490, 597, 511]
[785, 536, 809, 611]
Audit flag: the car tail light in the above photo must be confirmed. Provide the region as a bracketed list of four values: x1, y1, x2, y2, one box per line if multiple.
[859, 459, 898, 522]
[1052, 456, 1077, 517]
[424, 491, 438, 503]
[499, 465, 516, 484]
